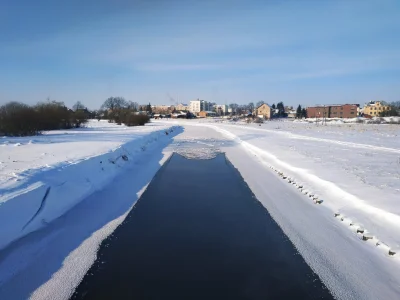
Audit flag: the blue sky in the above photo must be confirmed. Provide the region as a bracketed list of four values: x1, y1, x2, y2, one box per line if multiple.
[1, 0, 400, 109]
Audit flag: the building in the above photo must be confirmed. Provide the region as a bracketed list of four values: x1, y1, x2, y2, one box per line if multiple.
[175, 103, 188, 111]
[151, 105, 174, 113]
[284, 106, 294, 113]
[287, 109, 297, 118]
[255, 103, 272, 119]
[189, 99, 209, 114]
[214, 104, 228, 115]
[198, 111, 217, 118]
[306, 106, 328, 118]
[363, 101, 390, 117]
[307, 104, 359, 118]
[171, 112, 187, 118]
[329, 104, 359, 118]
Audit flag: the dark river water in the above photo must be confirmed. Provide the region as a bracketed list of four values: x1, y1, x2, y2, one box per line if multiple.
[71, 153, 333, 300]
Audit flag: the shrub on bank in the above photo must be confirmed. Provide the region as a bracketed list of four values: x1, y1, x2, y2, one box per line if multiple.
[123, 113, 150, 126]
[0, 101, 89, 136]
[0, 102, 40, 136]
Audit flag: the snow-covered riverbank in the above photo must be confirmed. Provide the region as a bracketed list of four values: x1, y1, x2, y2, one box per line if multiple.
[0, 120, 179, 250]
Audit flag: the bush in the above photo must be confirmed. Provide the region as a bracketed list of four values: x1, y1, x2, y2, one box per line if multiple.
[35, 101, 73, 130]
[70, 110, 89, 128]
[0, 100, 89, 136]
[123, 113, 150, 126]
[0, 102, 39, 136]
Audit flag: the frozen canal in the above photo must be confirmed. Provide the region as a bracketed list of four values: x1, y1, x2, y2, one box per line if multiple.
[72, 153, 332, 299]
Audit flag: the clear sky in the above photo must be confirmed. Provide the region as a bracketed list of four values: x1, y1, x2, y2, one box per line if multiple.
[1, 0, 400, 109]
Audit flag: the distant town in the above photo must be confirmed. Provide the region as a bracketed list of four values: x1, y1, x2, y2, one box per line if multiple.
[146, 99, 400, 120]
[2, 98, 399, 137]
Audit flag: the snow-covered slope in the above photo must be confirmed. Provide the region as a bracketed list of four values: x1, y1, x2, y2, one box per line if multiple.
[0, 120, 179, 250]
[192, 120, 400, 255]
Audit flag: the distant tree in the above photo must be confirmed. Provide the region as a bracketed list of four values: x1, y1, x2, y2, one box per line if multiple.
[248, 102, 255, 112]
[127, 101, 139, 111]
[35, 100, 72, 129]
[271, 103, 276, 109]
[229, 103, 239, 114]
[0, 99, 90, 136]
[256, 101, 265, 108]
[100, 97, 128, 124]
[71, 110, 89, 128]
[146, 103, 152, 113]
[276, 102, 286, 117]
[93, 110, 102, 121]
[301, 108, 308, 118]
[0, 102, 39, 136]
[379, 106, 399, 117]
[237, 105, 249, 115]
[390, 101, 400, 108]
[296, 105, 302, 118]
[72, 101, 86, 111]
[101, 97, 127, 111]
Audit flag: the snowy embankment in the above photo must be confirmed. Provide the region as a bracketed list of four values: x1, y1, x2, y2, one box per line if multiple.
[0, 120, 179, 250]
[191, 120, 400, 257]
[294, 116, 400, 125]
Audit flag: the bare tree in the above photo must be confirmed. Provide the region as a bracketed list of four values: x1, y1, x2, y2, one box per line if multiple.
[248, 102, 255, 111]
[72, 101, 86, 111]
[127, 101, 139, 111]
[101, 97, 128, 111]
[229, 103, 238, 114]
[256, 101, 265, 108]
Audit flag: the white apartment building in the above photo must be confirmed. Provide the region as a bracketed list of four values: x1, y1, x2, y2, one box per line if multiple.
[189, 99, 209, 113]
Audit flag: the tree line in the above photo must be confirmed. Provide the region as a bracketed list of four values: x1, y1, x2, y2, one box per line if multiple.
[296, 105, 308, 118]
[0, 100, 91, 136]
[0, 96, 152, 137]
[379, 101, 399, 117]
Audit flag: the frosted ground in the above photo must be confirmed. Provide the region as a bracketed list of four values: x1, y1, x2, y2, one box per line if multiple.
[0, 119, 399, 299]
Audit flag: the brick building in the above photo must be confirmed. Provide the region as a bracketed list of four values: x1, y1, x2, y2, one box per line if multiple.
[307, 104, 359, 118]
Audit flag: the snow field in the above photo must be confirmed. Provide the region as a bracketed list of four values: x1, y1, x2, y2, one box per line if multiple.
[294, 116, 400, 125]
[0, 122, 180, 250]
[270, 164, 397, 254]
[1, 119, 399, 299]
[203, 123, 400, 260]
